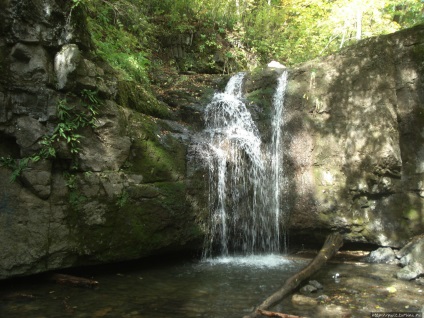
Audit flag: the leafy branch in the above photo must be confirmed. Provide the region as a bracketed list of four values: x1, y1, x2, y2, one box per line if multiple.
[0, 90, 100, 181]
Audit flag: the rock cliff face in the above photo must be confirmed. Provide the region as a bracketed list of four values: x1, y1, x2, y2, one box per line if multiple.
[0, 0, 216, 279]
[273, 25, 424, 247]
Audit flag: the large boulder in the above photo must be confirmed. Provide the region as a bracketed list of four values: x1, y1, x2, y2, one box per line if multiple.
[280, 25, 423, 247]
[364, 247, 398, 264]
[396, 235, 424, 280]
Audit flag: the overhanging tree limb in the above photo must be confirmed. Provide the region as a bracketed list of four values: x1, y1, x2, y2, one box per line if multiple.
[243, 232, 344, 318]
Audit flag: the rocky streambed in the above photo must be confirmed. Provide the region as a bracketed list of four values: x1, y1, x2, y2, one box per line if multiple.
[280, 250, 424, 317]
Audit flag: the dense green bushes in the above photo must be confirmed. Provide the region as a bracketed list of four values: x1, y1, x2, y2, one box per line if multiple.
[80, 0, 423, 78]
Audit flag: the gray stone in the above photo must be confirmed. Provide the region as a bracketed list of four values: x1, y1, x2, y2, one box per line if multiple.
[291, 294, 318, 307]
[100, 173, 125, 199]
[300, 284, 318, 294]
[396, 235, 424, 280]
[78, 101, 131, 172]
[11, 43, 32, 62]
[2, 0, 85, 47]
[364, 247, 397, 264]
[80, 201, 107, 225]
[10, 92, 50, 120]
[15, 116, 46, 154]
[54, 44, 81, 90]
[309, 280, 323, 289]
[0, 179, 52, 278]
[397, 262, 424, 281]
[0, 92, 7, 123]
[21, 160, 52, 199]
[75, 58, 98, 77]
[316, 294, 330, 302]
[10, 44, 52, 86]
[397, 235, 424, 262]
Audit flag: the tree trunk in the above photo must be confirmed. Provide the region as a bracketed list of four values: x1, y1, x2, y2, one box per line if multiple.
[243, 233, 343, 318]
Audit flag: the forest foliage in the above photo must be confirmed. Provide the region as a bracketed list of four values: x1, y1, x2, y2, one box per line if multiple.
[79, 0, 423, 80]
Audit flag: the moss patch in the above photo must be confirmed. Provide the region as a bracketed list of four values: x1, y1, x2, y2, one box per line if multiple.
[403, 208, 421, 221]
[117, 80, 172, 119]
[245, 88, 274, 110]
[66, 180, 203, 263]
[125, 113, 186, 183]
[410, 39, 424, 63]
[129, 137, 186, 183]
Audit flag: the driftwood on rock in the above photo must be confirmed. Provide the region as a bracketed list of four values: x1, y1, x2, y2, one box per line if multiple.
[244, 233, 344, 318]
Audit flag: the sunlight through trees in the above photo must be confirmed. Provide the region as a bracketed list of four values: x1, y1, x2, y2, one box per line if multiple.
[84, 0, 423, 74]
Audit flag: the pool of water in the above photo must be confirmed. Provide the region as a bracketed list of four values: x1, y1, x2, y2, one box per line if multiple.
[0, 254, 423, 318]
[0, 255, 304, 318]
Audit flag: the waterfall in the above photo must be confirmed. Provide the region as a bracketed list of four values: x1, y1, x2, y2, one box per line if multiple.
[202, 70, 288, 258]
[270, 71, 288, 252]
[60, 6, 74, 45]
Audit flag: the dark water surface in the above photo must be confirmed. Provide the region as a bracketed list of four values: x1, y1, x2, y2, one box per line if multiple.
[0, 254, 423, 318]
[0, 255, 303, 318]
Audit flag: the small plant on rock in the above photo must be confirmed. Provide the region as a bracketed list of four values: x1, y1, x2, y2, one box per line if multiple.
[0, 90, 100, 181]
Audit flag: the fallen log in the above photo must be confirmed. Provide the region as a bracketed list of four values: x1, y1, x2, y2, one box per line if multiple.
[257, 309, 305, 318]
[244, 232, 343, 318]
[50, 273, 98, 288]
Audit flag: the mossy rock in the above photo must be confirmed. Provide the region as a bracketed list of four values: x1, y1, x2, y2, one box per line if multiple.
[127, 184, 161, 199]
[403, 208, 422, 222]
[117, 80, 172, 119]
[129, 137, 186, 183]
[242, 68, 290, 142]
[124, 112, 187, 183]
[244, 67, 285, 93]
[67, 180, 203, 263]
[411, 42, 424, 65]
[245, 87, 275, 110]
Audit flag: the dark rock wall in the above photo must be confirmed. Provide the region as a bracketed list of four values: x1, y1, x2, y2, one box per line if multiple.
[0, 0, 208, 279]
[282, 25, 424, 247]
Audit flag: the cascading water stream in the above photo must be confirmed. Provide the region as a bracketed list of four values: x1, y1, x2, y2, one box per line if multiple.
[202, 70, 288, 259]
[270, 71, 289, 252]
